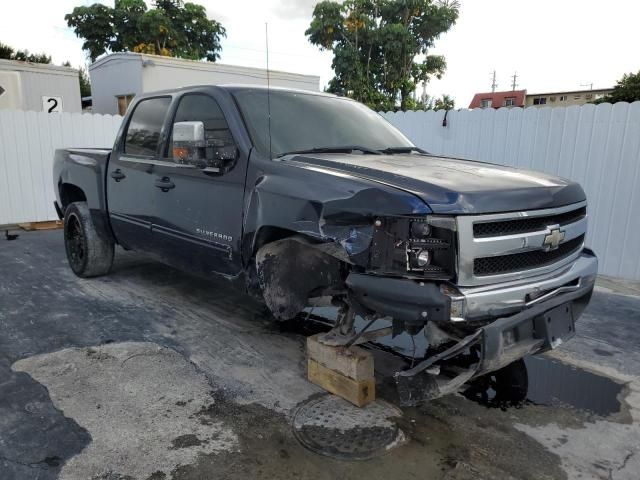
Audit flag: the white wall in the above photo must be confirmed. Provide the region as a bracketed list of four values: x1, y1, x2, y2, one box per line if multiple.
[0, 60, 81, 113]
[89, 55, 144, 115]
[382, 103, 640, 280]
[0, 71, 22, 110]
[19, 70, 82, 113]
[0, 110, 122, 225]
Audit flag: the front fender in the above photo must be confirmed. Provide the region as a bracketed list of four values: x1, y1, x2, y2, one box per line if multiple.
[241, 159, 431, 267]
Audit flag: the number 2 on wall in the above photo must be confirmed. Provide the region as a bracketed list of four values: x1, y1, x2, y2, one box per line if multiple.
[47, 98, 58, 113]
[42, 96, 62, 113]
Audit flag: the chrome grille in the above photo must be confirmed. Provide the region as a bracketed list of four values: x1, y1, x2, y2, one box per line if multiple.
[473, 207, 586, 238]
[474, 235, 585, 276]
[456, 202, 588, 287]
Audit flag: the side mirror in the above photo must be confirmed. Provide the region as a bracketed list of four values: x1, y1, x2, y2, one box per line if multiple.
[172, 121, 206, 165]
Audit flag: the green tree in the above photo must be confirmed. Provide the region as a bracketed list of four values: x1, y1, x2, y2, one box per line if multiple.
[0, 42, 51, 63]
[306, 0, 459, 111]
[402, 92, 454, 111]
[0, 42, 14, 59]
[79, 68, 92, 98]
[65, 0, 225, 62]
[594, 71, 640, 104]
[433, 93, 454, 110]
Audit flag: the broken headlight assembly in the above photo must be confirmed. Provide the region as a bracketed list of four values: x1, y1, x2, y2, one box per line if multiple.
[368, 215, 457, 280]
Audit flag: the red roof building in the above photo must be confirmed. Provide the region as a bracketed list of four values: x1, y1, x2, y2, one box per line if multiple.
[469, 90, 527, 109]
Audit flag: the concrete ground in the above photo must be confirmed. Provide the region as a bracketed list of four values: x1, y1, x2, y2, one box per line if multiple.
[1, 230, 639, 480]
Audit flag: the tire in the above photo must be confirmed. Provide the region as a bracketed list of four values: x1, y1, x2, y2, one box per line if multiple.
[63, 202, 114, 278]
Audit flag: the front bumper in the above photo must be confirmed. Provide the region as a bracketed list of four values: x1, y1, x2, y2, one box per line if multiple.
[450, 249, 598, 322]
[347, 249, 597, 331]
[395, 279, 595, 405]
[347, 249, 598, 405]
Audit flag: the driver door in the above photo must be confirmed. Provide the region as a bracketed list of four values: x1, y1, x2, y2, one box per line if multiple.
[149, 93, 248, 277]
[107, 96, 171, 250]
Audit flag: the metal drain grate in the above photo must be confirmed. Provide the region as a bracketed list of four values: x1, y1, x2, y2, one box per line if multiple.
[292, 395, 405, 460]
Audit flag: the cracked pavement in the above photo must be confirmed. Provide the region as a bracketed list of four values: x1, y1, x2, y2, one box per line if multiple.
[1, 230, 639, 479]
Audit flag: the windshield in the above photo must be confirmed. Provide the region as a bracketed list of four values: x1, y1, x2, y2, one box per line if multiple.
[232, 89, 414, 158]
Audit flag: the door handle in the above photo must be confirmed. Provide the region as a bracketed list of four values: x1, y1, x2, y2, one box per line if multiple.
[154, 177, 175, 192]
[110, 169, 126, 182]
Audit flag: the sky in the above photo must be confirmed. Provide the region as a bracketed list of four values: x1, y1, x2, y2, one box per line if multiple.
[1, 0, 639, 107]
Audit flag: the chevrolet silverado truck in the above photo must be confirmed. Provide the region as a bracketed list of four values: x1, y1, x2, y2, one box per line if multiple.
[53, 85, 597, 405]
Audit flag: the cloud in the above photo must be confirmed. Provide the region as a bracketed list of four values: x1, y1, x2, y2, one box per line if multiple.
[0, 0, 89, 67]
[273, 0, 322, 19]
[204, 7, 231, 26]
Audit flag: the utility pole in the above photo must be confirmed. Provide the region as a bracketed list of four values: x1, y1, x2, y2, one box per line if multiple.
[580, 82, 594, 90]
[490, 70, 498, 93]
[511, 72, 519, 91]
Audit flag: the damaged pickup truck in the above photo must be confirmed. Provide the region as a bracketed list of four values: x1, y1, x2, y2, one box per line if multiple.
[53, 85, 597, 405]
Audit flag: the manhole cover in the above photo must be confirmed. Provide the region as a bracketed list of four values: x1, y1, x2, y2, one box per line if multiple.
[292, 394, 405, 460]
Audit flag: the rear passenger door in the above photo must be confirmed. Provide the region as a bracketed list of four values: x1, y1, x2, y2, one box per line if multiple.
[107, 96, 171, 250]
[149, 92, 248, 277]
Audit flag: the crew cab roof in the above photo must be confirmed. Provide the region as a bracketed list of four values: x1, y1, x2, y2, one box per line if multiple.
[134, 84, 337, 100]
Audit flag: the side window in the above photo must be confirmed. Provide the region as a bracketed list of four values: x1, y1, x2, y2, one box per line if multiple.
[124, 97, 171, 156]
[168, 94, 235, 164]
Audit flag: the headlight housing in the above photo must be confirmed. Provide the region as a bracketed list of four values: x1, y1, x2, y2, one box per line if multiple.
[368, 215, 457, 280]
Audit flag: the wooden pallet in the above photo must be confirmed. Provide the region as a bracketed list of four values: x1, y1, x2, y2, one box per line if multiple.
[18, 220, 63, 231]
[307, 333, 375, 407]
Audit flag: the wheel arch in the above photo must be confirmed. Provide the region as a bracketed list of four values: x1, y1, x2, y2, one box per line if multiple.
[254, 235, 345, 320]
[58, 184, 116, 245]
[59, 183, 87, 211]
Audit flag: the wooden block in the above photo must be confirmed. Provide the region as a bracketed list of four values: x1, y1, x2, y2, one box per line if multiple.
[307, 333, 374, 381]
[18, 220, 63, 231]
[308, 358, 375, 407]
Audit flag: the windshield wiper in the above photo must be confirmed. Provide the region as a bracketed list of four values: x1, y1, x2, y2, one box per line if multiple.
[276, 145, 383, 158]
[378, 146, 429, 155]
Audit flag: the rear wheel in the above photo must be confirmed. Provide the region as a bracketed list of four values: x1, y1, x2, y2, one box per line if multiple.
[64, 202, 114, 277]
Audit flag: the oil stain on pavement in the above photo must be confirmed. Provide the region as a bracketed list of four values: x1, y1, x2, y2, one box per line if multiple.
[463, 355, 624, 417]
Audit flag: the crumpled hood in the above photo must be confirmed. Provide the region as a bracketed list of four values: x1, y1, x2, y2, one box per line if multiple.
[281, 153, 586, 214]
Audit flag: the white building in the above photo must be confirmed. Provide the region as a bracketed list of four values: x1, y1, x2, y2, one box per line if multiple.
[89, 52, 321, 115]
[0, 59, 81, 113]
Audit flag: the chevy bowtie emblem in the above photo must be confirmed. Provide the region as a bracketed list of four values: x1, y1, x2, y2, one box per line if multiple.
[543, 227, 565, 251]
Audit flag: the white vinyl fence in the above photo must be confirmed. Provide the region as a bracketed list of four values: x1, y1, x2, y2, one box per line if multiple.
[382, 102, 640, 281]
[0, 110, 122, 226]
